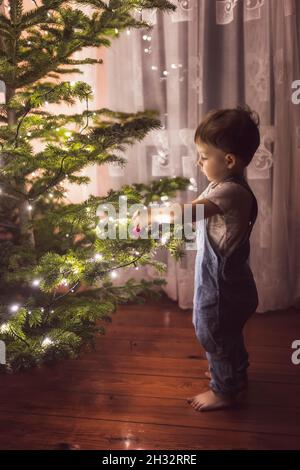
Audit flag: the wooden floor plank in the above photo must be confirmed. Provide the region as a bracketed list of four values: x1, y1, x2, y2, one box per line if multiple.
[0, 295, 299, 449]
[50, 355, 300, 384]
[0, 389, 300, 437]
[1, 411, 299, 450]
[1, 368, 300, 409]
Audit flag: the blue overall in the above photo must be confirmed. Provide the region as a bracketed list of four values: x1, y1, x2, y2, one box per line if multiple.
[192, 174, 259, 396]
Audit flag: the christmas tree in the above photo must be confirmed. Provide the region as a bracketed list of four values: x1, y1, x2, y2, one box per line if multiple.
[0, 0, 191, 372]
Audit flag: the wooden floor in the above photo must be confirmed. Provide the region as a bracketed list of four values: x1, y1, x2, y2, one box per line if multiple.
[0, 294, 300, 450]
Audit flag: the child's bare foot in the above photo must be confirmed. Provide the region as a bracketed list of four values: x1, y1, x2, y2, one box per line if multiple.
[186, 389, 236, 412]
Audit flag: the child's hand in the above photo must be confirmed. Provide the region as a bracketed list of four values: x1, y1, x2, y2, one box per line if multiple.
[132, 207, 151, 228]
[132, 206, 174, 231]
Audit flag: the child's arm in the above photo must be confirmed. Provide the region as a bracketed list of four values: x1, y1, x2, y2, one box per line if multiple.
[183, 197, 223, 222]
[132, 198, 222, 228]
[157, 198, 222, 225]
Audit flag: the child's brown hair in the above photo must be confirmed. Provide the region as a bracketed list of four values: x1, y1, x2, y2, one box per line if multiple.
[194, 105, 260, 166]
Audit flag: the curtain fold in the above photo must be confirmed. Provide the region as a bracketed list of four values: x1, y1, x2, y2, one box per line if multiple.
[104, 0, 300, 313]
[2, 1, 299, 312]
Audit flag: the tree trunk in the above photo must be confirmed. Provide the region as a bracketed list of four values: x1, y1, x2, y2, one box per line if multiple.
[6, 86, 36, 248]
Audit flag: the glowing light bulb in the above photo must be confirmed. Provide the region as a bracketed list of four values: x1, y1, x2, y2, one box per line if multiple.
[94, 253, 103, 261]
[110, 271, 117, 279]
[156, 213, 171, 224]
[32, 279, 40, 287]
[42, 337, 53, 347]
[160, 235, 169, 245]
[10, 304, 20, 312]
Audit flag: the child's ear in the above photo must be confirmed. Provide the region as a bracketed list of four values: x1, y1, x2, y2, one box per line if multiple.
[224, 153, 236, 169]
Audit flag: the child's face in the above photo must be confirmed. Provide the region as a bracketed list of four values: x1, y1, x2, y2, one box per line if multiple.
[196, 141, 236, 182]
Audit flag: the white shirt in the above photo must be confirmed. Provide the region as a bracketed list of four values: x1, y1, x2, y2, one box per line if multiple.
[198, 179, 254, 257]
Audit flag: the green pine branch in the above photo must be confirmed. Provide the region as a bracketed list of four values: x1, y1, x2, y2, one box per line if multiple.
[0, 0, 196, 374]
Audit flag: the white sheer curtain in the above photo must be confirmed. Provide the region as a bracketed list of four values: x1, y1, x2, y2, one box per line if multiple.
[1, 0, 110, 201]
[105, 4, 202, 308]
[2, 1, 300, 313]
[104, 0, 300, 313]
